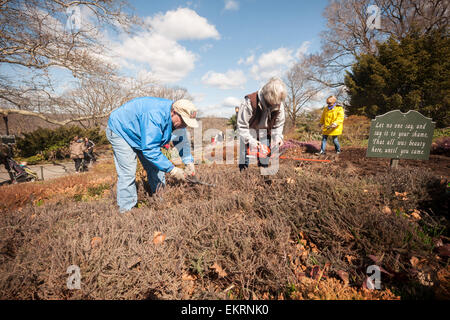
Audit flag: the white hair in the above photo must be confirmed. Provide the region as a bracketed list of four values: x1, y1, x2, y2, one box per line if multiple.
[261, 77, 287, 106]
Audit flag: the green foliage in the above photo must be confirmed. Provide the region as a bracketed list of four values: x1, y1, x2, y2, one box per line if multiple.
[433, 127, 450, 140]
[16, 126, 107, 158]
[345, 30, 450, 128]
[87, 183, 110, 197]
[227, 114, 238, 131]
[20, 154, 45, 165]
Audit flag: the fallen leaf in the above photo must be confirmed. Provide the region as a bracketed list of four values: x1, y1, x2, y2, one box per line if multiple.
[337, 270, 349, 285]
[395, 191, 409, 201]
[182, 272, 197, 281]
[410, 209, 421, 221]
[363, 189, 369, 193]
[211, 262, 227, 278]
[286, 178, 295, 184]
[153, 231, 166, 245]
[90, 237, 102, 249]
[345, 255, 356, 264]
[410, 256, 419, 268]
[382, 206, 392, 215]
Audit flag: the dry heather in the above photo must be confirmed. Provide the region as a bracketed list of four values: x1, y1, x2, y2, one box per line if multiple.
[0, 159, 448, 300]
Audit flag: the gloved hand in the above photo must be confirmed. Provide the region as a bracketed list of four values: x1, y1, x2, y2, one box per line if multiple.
[330, 122, 338, 128]
[249, 139, 261, 151]
[185, 163, 195, 177]
[270, 139, 284, 151]
[170, 167, 186, 181]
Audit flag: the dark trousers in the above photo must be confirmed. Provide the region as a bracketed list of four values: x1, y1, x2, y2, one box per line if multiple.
[74, 158, 83, 172]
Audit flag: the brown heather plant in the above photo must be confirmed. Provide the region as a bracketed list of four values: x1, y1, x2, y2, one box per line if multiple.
[0, 157, 448, 299]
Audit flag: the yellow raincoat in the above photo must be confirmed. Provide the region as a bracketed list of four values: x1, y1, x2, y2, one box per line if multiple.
[320, 105, 344, 136]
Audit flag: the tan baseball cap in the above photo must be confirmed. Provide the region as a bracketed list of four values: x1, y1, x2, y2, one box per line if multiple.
[172, 99, 199, 128]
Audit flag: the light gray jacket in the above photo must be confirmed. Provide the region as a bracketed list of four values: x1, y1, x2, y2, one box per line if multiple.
[237, 90, 285, 146]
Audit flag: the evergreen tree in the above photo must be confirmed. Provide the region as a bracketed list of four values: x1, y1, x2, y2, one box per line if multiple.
[345, 30, 450, 127]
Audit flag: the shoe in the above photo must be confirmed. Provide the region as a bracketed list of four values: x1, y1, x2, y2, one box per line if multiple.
[336, 151, 341, 155]
[315, 151, 326, 156]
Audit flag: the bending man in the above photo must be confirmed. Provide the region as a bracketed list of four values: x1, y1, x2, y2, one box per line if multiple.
[106, 97, 198, 213]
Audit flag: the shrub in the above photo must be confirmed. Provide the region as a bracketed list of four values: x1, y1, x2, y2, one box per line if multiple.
[431, 137, 450, 156]
[0, 162, 446, 299]
[16, 126, 107, 158]
[340, 115, 371, 147]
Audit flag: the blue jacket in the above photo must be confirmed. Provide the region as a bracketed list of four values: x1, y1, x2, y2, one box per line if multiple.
[107, 97, 194, 172]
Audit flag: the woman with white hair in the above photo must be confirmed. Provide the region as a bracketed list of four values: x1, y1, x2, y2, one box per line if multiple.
[237, 77, 287, 171]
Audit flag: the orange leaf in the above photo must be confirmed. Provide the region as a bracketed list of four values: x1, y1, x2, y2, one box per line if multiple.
[410, 256, 419, 268]
[211, 262, 227, 278]
[345, 255, 356, 264]
[182, 272, 197, 281]
[410, 209, 421, 221]
[91, 237, 102, 249]
[153, 231, 166, 245]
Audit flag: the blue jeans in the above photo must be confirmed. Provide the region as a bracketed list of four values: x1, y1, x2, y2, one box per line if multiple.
[106, 127, 165, 213]
[321, 135, 341, 153]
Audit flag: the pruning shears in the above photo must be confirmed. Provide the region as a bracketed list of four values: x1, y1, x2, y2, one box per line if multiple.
[186, 175, 216, 187]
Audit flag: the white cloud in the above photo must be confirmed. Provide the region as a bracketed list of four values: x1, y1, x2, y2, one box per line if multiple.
[224, 0, 240, 11]
[223, 96, 242, 107]
[238, 54, 254, 65]
[250, 48, 295, 81]
[249, 42, 311, 81]
[147, 7, 220, 41]
[107, 8, 219, 83]
[114, 32, 196, 83]
[201, 69, 246, 89]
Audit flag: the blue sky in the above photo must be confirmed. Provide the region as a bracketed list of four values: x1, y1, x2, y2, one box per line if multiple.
[108, 0, 331, 117]
[3, 0, 331, 118]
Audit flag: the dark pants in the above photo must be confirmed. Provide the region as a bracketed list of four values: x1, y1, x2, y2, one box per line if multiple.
[84, 150, 96, 164]
[74, 158, 83, 172]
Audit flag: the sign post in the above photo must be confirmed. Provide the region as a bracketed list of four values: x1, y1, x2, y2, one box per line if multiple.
[366, 110, 435, 166]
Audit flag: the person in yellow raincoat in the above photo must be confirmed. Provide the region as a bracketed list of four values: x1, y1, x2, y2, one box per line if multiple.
[316, 96, 344, 155]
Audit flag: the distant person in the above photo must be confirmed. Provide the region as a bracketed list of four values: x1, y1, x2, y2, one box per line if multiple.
[84, 137, 96, 164]
[70, 136, 87, 172]
[237, 77, 287, 171]
[106, 97, 198, 213]
[316, 96, 344, 155]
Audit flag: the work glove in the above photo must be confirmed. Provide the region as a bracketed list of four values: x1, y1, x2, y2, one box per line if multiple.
[330, 122, 338, 128]
[185, 163, 195, 177]
[270, 138, 284, 151]
[249, 139, 261, 151]
[170, 167, 186, 182]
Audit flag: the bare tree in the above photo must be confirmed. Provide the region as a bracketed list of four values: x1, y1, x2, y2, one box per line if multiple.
[60, 74, 193, 128]
[0, 0, 140, 124]
[310, 0, 449, 91]
[284, 61, 322, 127]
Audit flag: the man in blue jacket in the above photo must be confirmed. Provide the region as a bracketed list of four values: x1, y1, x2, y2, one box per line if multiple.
[106, 97, 198, 213]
